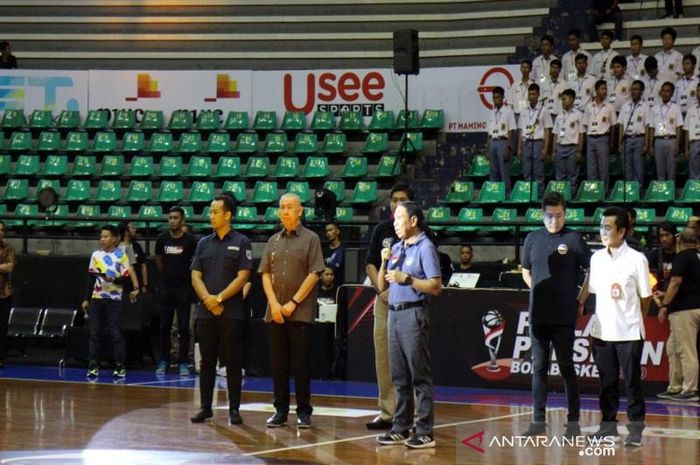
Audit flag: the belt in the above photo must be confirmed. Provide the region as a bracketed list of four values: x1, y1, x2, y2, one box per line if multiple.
[491, 137, 508, 140]
[624, 134, 644, 138]
[587, 133, 608, 138]
[525, 138, 544, 142]
[389, 301, 425, 312]
[655, 136, 676, 140]
[558, 143, 577, 147]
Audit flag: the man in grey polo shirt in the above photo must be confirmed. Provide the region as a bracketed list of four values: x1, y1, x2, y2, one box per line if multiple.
[259, 193, 325, 429]
[375, 201, 442, 449]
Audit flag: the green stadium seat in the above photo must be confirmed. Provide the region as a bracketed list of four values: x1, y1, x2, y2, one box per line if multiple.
[214, 156, 241, 178]
[465, 154, 490, 178]
[45, 204, 69, 228]
[509, 157, 523, 177]
[32, 179, 61, 200]
[111, 109, 136, 130]
[244, 156, 270, 178]
[340, 156, 368, 179]
[400, 131, 424, 152]
[234, 206, 258, 230]
[339, 111, 364, 131]
[544, 158, 555, 178]
[149, 132, 174, 153]
[281, 111, 307, 131]
[302, 156, 329, 179]
[0, 155, 10, 176]
[73, 204, 101, 229]
[394, 110, 420, 130]
[136, 205, 164, 230]
[609, 152, 622, 177]
[362, 132, 388, 154]
[440, 180, 474, 204]
[310, 111, 335, 131]
[180, 206, 195, 223]
[0, 131, 4, 150]
[665, 206, 693, 224]
[321, 132, 347, 154]
[128, 156, 154, 177]
[206, 132, 231, 153]
[233, 132, 259, 154]
[273, 156, 300, 178]
[121, 131, 145, 152]
[57, 110, 81, 130]
[1, 110, 25, 129]
[447, 207, 483, 232]
[8, 131, 32, 151]
[29, 110, 53, 129]
[253, 111, 277, 131]
[158, 156, 183, 177]
[303, 206, 317, 221]
[677, 157, 689, 177]
[349, 180, 378, 204]
[643, 180, 675, 203]
[565, 208, 585, 230]
[99, 154, 125, 177]
[334, 206, 353, 222]
[252, 181, 278, 204]
[634, 207, 656, 232]
[37, 131, 61, 152]
[545, 180, 572, 201]
[476, 181, 506, 204]
[678, 179, 700, 203]
[177, 131, 202, 154]
[197, 206, 210, 224]
[13, 154, 40, 176]
[126, 180, 152, 202]
[64, 131, 88, 152]
[195, 110, 220, 131]
[223, 111, 249, 132]
[286, 181, 311, 204]
[421, 109, 444, 130]
[292, 132, 318, 154]
[158, 181, 184, 203]
[92, 131, 117, 152]
[263, 132, 288, 154]
[368, 110, 394, 131]
[189, 181, 215, 203]
[71, 155, 97, 177]
[375, 155, 401, 179]
[323, 180, 346, 203]
[486, 208, 517, 232]
[138, 110, 164, 131]
[574, 180, 605, 203]
[107, 205, 132, 223]
[426, 206, 451, 231]
[9, 203, 39, 227]
[607, 180, 640, 203]
[260, 206, 280, 230]
[95, 179, 122, 203]
[221, 180, 247, 203]
[168, 110, 193, 131]
[2, 179, 29, 201]
[505, 180, 537, 204]
[186, 155, 212, 178]
[523, 208, 544, 232]
[65, 179, 90, 202]
[83, 110, 109, 130]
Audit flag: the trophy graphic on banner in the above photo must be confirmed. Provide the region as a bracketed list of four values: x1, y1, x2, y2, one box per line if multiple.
[481, 309, 505, 372]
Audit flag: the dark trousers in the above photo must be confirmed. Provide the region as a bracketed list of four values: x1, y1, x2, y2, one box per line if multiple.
[665, 0, 683, 15]
[196, 317, 245, 411]
[0, 296, 11, 358]
[88, 299, 125, 364]
[267, 321, 313, 416]
[592, 338, 646, 431]
[530, 324, 580, 422]
[389, 306, 434, 435]
[588, 9, 623, 41]
[159, 287, 192, 364]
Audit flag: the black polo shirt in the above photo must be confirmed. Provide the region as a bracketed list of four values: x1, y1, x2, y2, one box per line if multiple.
[191, 229, 253, 320]
[669, 248, 700, 313]
[522, 227, 592, 326]
[155, 231, 197, 288]
[365, 219, 398, 269]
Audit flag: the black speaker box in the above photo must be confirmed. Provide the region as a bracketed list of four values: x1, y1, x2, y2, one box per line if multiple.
[393, 29, 419, 75]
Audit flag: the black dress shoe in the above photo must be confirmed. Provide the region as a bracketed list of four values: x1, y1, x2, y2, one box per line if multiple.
[297, 413, 311, 429]
[229, 409, 243, 425]
[366, 418, 393, 430]
[190, 409, 213, 423]
[266, 411, 288, 428]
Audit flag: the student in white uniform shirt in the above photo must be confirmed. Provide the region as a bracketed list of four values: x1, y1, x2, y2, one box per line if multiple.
[641, 56, 665, 106]
[655, 27, 683, 83]
[590, 30, 619, 80]
[649, 82, 683, 181]
[607, 55, 633, 114]
[582, 80, 617, 191]
[692, 43, 700, 75]
[543, 59, 567, 119]
[626, 35, 648, 80]
[674, 55, 699, 115]
[532, 35, 559, 85]
[517, 83, 552, 198]
[571, 54, 597, 112]
[508, 59, 535, 152]
[486, 86, 517, 192]
[618, 80, 650, 185]
[683, 82, 700, 179]
[553, 89, 584, 188]
[562, 29, 590, 82]
[580, 206, 651, 448]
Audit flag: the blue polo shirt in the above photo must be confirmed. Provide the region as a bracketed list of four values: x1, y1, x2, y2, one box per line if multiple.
[387, 232, 442, 306]
[191, 229, 253, 320]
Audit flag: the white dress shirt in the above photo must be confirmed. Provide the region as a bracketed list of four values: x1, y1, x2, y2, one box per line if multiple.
[648, 100, 683, 137]
[487, 104, 517, 139]
[655, 49, 683, 82]
[507, 79, 534, 115]
[673, 75, 700, 114]
[583, 100, 617, 135]
[626, 53, 648, 80]
[532, 54, 559, 85]
[606, 74, 633, 113]
[570, 74, 597, 111]
[519, 103, 553, 141]
[618, 100, 650, 137]
[562, 48, 591, 82]
[641, 74, 665, 106]
[553, 108, 583, 145]
[683, 104, 700, 141]
[542, 76, 568, 116]
[591, 48, 619, 79]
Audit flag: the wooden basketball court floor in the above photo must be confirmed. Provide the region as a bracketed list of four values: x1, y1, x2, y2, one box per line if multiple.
[0, 365, 699, 465]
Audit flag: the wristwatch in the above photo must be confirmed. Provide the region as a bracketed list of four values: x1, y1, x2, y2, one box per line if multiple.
[404, 275, 413, 286]
[216, 294, 223, 304]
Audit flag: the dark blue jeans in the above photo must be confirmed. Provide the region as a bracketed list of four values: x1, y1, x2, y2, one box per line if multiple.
[530, 324, 580, 423]
[88, 299, 125, 364]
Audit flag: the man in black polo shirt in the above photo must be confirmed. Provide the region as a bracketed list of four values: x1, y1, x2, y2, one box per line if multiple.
[521, 192, 592, 437]
[190, 195, 253, 425]
[155, 206, 198, 376]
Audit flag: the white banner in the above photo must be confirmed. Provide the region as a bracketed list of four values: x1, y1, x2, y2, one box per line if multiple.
[0, 69, 88, 118]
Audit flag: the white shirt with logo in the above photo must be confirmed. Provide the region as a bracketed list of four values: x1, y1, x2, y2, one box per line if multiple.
[508, 79, 534, 115]
[648, 100, 683, 137]
[606, 74, 633, 113]
[562, 48, 591, 82]
[618, 100, 650, 137]
[655, 49, 683, 82]
[673, 75, 700, 114]
[583, 100, 617, 135]
[626, 53, 648, 80]
[518, 103, 553, 141]
[591, 48, 619, 79]
[487, 104, 517, 139]
[683, 104, 700, 142]
[570, 74, 597, 111]
[542, 76, 568, 116]
[533, 54, 559, 85]
[553, 108, 583, 145]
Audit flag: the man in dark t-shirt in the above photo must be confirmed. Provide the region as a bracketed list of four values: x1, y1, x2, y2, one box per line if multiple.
[645, 222, 677, 291]
[155, 206, 197, 375]
[521, 192, 592, 437]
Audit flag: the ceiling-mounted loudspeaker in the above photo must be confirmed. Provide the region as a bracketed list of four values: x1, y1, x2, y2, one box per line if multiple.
[393, 29, 419, 75]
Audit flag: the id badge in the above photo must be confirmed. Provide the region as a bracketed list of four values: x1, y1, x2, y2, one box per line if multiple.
[492, 129, 499, 135]
[608, 93, 617, 103]
[591, 121, 598, 128]
[658, 122, 667, 135]
[526, 125, 534, 136]
[559, 128, 566, 138]
[575, 96, 582, 106]
[611, 283, 623, 300]
[681, 95, 688, 103]
[568, 72, 577, 82]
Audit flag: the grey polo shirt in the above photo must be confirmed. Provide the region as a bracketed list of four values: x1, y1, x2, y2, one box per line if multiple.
[190, 229, 253, 320]
[387, 232, 442, 306]
[258, 224, 325, 323]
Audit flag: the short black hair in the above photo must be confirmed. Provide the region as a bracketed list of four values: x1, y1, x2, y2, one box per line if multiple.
[460, 244, 473, 252]
[168, 205, 185, 218]
[630, 34, 643, 44]
[492, 86, 505, 96]
[568, 29, 582, 38]
[611, 55, 627, 67]
[117, 220, 130, 240]
[520, 58, 532, 67]
[0, 41, 9, 51]
[550, 59, 562, 68]
[658, 221, 677, 236]
[100, 224, 120, 238]
[684, 54, 698, 66]
[600, 30, 614, 40]
[390, 182, 414, 201]
[661, 81, 675, 93]
[603, 206, 630, 234]
[575, 53, 588, 62]
[396, 201, 425, 230]
[561, 88, 576, 99]
[644, 56, 658, 70]
[595, 79, 607, 91]
[214, 194, 236, 214]
[660, 27, 677, 41]
[541, 34, 554, 45]
[541, 192, 566, 210]
[528, 83, 540, 93]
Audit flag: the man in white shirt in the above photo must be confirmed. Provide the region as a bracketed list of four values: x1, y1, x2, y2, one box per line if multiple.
[571, 54, 597, 112]
[618, 80, 650, 185]
[582, 206, 651, 448]
[518, 83, 552, 198]
[583, 80, 618, 191]
[486, 86, 517, 192]
[655, 27, 683, 83]
[692, 43, 700, 75]
[641, 56, 665, 106]
[607, 55, 633, 114]
[532, 35, 559, 85]
[553, 89, 584, 187]
[648, 82, 683, 181]
[543, 59, 567, 119]
[508, 59, 535, 154]
[562, 29, 590, 82]
[591, 30, 619, 80]
[674, 55, 699, 115]
[683, 82, 700, 179]
[626, 35, 648, 80]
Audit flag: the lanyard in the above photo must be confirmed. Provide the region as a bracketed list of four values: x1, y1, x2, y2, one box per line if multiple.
[625, 102, 639, 132]
[600, 50, 613, 73]
[528, 106, 539, 127]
